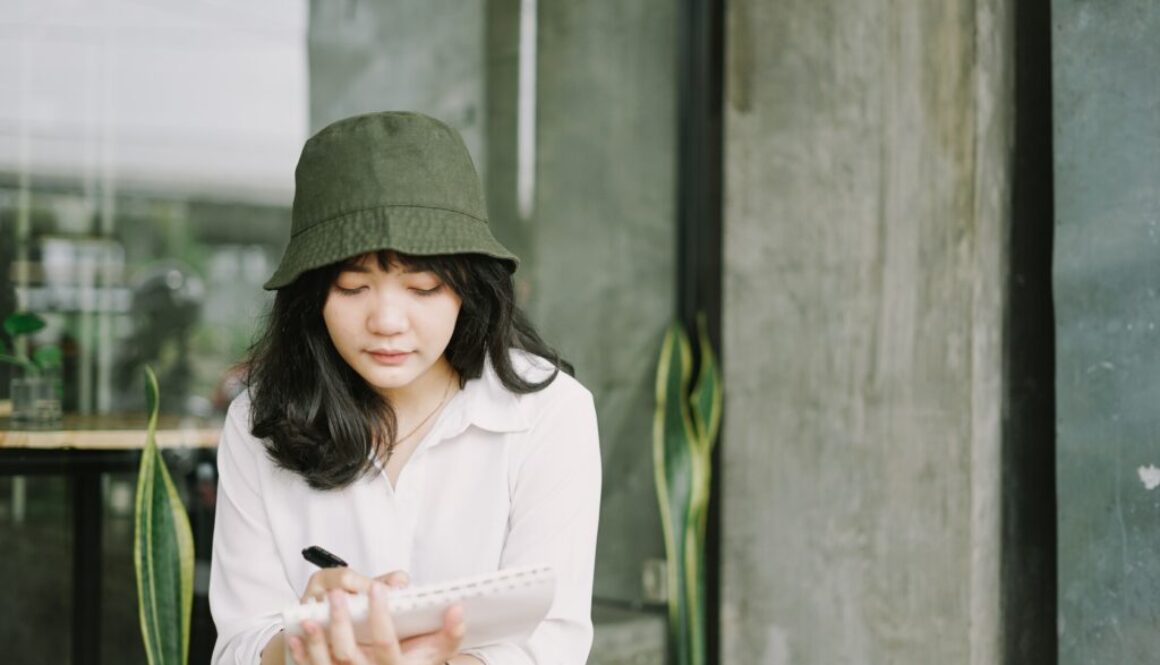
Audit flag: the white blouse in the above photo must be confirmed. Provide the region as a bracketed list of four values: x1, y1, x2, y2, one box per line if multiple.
[209, 353, 602, 665]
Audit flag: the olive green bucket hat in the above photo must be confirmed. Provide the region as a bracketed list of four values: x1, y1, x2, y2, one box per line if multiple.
[264, 111, 518, 290]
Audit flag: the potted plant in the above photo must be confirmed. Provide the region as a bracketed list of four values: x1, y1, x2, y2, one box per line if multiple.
[135, 366, 195, 665]
[653, 315, 722, 665]
[0, 311, 63, 427]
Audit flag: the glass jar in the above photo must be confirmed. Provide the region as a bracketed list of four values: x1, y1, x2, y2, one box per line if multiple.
[10, 375, 63, 429]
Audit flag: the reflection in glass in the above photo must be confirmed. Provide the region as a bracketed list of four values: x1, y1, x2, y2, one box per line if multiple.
[1, 3, 307, 663]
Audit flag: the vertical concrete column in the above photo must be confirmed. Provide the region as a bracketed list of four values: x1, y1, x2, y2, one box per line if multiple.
[721, 1, 1013, 662]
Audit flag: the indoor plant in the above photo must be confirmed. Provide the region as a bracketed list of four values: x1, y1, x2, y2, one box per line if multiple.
[653, 315, 722, 665]
[135, 366, 195, 665]
[0, 311, 63, 426]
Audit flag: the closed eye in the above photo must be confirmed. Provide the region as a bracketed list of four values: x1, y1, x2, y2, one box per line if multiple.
[332, 284, 367, 295]
[411, 284, 444, 296]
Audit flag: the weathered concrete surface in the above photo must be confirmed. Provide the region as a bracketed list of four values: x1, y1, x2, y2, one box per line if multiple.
[308, 1, 486, 160]
[721, 1, 1012, 662]
[1053, 1, 1160, 663]
[531, 1, 678, 603]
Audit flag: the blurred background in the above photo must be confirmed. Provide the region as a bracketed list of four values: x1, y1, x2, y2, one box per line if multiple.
[0, 1, 676, 663]
[2, 0, 1158, 664]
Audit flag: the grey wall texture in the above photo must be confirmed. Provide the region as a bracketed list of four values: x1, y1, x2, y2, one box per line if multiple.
[308, 1, 486, 160]
[1053, 1, 1160, 662]
[721, 1, 1013, 662]
[529, 0, 678, 603]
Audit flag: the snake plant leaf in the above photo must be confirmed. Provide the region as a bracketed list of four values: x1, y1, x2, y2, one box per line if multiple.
[690, 313, 722, 454]
[3, 312, 46, 337]
[134, 366, 195, 665]
[654, 322, 697, 665]
[684, 315, 722, 665]
[688, 312, 723, 546]
[654, 316, 723, 665]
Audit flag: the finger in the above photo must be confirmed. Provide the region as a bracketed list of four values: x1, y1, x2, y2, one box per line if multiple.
[316, 568, 373, 597]
[364, 582, 404, 663]
[303, 568, 372, 602]
[373, 570, 410, 589]
[326, 590, 364, 665]
[288, 635, 310, 665]
[442, 603, 466, 653]
[302, 621, 333, 665]
[398, 604, 465, 659]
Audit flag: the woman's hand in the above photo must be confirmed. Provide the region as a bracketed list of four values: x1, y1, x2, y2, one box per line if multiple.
[261, 569, 415, 665]
[287, 581, 466, 665]
[302, 567, 411, 602]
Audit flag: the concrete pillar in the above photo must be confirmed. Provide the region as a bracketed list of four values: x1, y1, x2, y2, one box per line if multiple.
[721, 1, 1013, 662]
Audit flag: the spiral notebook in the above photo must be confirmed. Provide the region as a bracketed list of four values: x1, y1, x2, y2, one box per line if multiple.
[281, 564, 555, 657]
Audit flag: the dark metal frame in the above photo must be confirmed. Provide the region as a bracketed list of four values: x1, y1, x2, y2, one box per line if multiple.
[2, 447, 217, 665]
[1004, 0, 1057, 661]
[1, 449, 142, 665]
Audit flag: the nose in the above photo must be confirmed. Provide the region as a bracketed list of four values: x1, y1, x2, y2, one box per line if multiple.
[366, 291, 409, 336]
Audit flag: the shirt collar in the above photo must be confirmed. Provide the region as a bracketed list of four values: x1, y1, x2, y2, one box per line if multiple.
[438, 354, 531, 438]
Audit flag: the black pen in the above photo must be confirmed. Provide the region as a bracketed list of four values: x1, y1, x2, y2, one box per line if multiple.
[302, 545, 348, 568]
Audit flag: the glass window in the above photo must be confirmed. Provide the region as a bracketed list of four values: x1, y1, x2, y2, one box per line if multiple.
[1, 3, 306, 662]
[2, 1, 675, 660]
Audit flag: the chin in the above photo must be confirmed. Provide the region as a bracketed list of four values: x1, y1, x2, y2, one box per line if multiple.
[352, 368, 413, 390]
[369, 377, 415, 392]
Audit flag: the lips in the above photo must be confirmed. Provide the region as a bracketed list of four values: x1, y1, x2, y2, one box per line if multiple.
[367, 349, 411, 365]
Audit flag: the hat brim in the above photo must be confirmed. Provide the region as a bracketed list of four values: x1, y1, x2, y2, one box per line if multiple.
[263, 205, 519, 290]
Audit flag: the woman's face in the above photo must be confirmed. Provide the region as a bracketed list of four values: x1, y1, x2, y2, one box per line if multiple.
[322, 253, 462, 400]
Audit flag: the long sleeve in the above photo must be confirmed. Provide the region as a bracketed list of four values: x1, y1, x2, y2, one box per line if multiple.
[463, 379, 602, 665]
[210, 395, 297, 665]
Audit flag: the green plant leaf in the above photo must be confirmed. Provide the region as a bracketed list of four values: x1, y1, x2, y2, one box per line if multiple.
[135, 366, 195, 665]
[684, 525, 705, 665]
[33, 345, 63, 371]
[0, 353, 38, 374]
[654, 316, 724, 665]
[689, 316, 722, 665]
[690, 314, 723, 453]
[3, 312, 46, 337]
[0, 352, 25, 367]
[653, 322, 697, 665]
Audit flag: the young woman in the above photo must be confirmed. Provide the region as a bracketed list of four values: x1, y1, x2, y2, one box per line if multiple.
[209, 112, 601, 665]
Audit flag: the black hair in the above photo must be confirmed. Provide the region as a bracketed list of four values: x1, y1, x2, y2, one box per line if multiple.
[246, 251, 571, 490]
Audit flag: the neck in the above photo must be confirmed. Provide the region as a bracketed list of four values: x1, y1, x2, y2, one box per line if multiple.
[383, 358, 457, 413]
[384, 360, 458, 452]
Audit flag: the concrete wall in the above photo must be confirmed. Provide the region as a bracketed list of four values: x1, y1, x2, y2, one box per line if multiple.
[1053, 1, 1160, 662]
[308, 1, 486, 156]
[529, 1, 678, 603]
[721, 1, 1013, 662]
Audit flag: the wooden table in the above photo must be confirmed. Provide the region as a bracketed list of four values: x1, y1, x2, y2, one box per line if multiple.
[0, 413, 221, 450]
[0, 414, 221, 665]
